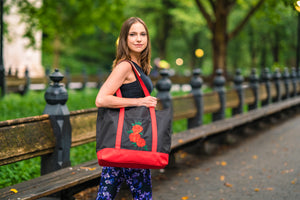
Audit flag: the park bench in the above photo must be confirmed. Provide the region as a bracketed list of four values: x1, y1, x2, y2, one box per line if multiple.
[0, 68, 300, 199]
[5, 74, 30, 95]
[4, 66, 210, 95]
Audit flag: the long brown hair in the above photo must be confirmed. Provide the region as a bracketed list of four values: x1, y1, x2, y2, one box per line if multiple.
[112, 17, 152, 75]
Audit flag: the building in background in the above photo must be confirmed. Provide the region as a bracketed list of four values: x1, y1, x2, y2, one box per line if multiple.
[3, 0, 44, 78]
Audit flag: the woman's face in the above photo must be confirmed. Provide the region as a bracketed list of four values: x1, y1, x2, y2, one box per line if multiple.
[127, 22, 148, 56]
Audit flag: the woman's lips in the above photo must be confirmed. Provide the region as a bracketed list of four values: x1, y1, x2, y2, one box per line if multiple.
[134, 44, 143, 47]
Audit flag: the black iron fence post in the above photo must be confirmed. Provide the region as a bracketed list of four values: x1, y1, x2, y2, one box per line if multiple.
[273, 68, 282, 102]
[298, 67, 300, 95]
[282, 68, 290, 100]
[291, 67, 297, 97]
[23, 67, 30, 95]
[81, 68, 87, 90]
[156, 69, 172, 109]
[233, 69, 244, 115]
[65, 67, 71, 90]
[156, 69, 174, 167]
[261, 68, 271, 106]
[212, 69, 226, 121]
[248, 68, 259, 110]
[188, 68, 203, 128]
[41, 69, 71, 175]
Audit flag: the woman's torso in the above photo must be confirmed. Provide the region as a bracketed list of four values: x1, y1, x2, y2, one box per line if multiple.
[120, 61, 153, 98]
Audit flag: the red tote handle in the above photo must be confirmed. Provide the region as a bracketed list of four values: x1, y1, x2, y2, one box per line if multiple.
[115, 61, 157, 152]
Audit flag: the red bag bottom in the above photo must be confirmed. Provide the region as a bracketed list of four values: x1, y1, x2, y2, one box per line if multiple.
[97, 148, 169, 169]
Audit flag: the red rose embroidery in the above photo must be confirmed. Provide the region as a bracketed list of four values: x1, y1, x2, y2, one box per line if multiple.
[129, 133, 141, 143]
[136, 137, 146, 147]
[127, 121, 148, 151]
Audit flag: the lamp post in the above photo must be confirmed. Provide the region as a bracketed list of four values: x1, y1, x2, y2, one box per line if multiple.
[0, 0, 5, 97]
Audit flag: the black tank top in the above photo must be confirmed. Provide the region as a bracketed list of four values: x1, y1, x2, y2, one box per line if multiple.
[120, 61, 153, 98]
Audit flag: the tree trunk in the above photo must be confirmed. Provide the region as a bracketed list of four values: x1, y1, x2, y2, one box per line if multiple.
[212, 32, 228, 76]
[212, 2, 228, 77]
[249, 25, 257, 69]
[190, 32, 201, 69]
[156, 0, 174, 59]
[194, 0, 265, 78]
[272, 31, 280, 63]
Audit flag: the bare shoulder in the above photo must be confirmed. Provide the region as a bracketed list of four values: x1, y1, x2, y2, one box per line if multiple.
[115, 60, 132, 73]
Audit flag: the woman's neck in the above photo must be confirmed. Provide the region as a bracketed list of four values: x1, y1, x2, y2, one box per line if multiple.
[130, 54, 140, 65]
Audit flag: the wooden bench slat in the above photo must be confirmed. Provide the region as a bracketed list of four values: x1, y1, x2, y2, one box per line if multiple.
[0, 115, 55, 166]
[280, 82, 286, 96]
[225, 89, 239, 108]
[171, 97, 300, 150]
[258, 85, 267, 101]
[270, 83, 277, 98]
[244, 87, 255, 104]
[31, 77, 47, 84]
[203, 92, 220, 113]
[0, 160, 102, 200]
[172, 94, 197, 120]
[70, 108, 98, 147]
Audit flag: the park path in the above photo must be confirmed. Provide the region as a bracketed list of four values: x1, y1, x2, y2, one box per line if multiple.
[150, 113, 300, 200]
[76, 113, 300, 200]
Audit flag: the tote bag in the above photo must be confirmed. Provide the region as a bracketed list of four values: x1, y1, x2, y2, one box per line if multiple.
[96, 62, 172, 169]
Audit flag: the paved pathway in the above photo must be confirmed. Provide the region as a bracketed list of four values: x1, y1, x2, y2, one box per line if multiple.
[150, 114, 300, 200]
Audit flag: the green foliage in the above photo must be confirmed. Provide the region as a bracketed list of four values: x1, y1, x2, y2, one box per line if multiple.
[5, 0, 297, 76]
[0, 91, 45, 121]
[0, 157, 40, 188]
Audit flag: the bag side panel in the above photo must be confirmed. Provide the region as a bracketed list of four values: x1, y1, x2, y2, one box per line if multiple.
[96, 108, 119, 152]
[156, 107, 173, 153]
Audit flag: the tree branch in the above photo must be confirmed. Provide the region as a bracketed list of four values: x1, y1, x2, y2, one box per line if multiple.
[209, 0, 216, 13]
[194, 0, 214, 31]
[228, 0, 265, 40]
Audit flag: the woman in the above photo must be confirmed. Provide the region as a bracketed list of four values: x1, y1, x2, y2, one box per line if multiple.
[95, 17, 156, 200]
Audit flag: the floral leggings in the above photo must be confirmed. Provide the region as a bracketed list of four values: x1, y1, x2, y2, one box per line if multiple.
[96, 167, 152, 200]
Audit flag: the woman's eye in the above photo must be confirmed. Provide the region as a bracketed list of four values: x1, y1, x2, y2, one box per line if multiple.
[141, 33, 147, 36]
[129, 33, 135, 36]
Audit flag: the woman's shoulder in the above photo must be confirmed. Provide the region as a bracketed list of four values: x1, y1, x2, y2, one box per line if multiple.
[114, 60, 132, 72]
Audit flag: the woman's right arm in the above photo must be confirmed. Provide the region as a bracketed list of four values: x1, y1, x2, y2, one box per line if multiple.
[95, 62, 157, 108]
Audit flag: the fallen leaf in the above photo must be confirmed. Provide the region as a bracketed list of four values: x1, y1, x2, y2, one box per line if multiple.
[195, 177, 200, 181]
[266, 187, 273, 191]
[291, 178, 297, 184]
[10, 189, 18, 194]
[224, 182, 232, 187]
[181, 196, 189, 200]
[252, 155, 258, 159]
[221, 161, 227, 166]
[220, 175, 225, 181]
[178, 139, 184, 143]
[249, 176, 253, 180]
[254, 188, 260, 192]
[180, 152, 187, 159]
[80, 167, 96, 171]
[184, 179, 189, 183]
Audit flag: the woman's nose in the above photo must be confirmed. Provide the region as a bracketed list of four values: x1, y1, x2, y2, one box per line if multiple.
[137, 34, 142, 41]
